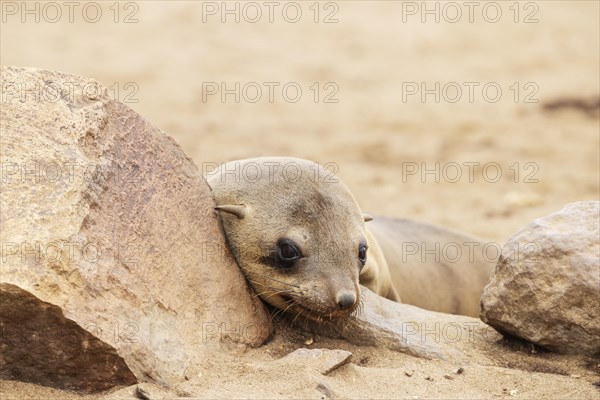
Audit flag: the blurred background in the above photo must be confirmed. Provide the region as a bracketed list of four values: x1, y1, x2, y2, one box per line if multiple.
[2, 1, 598, 242]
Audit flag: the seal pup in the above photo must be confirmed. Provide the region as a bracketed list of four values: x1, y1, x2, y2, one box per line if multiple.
[207, 157, 370, 320]
[206, 157, 494, 319]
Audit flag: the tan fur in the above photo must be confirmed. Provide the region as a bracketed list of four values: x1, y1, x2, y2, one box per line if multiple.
[359, 228, 400, 302]
[207, 157, 368, 320]
[366, 217, 495, 316]
[206, 157, 494, 319]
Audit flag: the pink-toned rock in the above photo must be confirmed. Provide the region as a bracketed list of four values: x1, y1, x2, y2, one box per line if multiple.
[481, 201, 600, 355]
[0, 66, 271, 392]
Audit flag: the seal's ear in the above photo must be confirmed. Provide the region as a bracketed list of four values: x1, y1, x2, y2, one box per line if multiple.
[362, 213, 373, 222]
[215, 204, 247, 219]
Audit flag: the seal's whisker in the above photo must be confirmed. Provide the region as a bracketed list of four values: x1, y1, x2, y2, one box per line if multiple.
[353, 302, 360, 317]
[245, 284, 295, 323]
[244, 278, 298, 304]
[302, 312, 309, 329]
[303, 308, 320, 328]
[252, 287, 292, 301]
[267, 296, 295, 321]
[358, 290, 366, 315]
[281, 299, 302, 326]
[270, 297, 297, 322]
[316, 311, 323, 324]
[301, 308, 312, 329]
[250, 271, 301, 288]
[278, 298, 297, 317]
[290, 307, 305, 326]
[351, 293, 365, 317]
[268, 304, 284, 322]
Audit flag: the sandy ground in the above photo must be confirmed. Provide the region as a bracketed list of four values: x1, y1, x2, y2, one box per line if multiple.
[1, 0, 599, 398]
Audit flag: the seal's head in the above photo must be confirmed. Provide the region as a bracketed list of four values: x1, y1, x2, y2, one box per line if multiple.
[206, 157, 371, 320]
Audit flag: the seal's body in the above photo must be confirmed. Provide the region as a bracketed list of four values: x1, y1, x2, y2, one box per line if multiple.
[367, 217, 495, 316]
[206, 157, 494, 319]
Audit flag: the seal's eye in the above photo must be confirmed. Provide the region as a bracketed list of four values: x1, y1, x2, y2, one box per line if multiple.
[276, 239, 302, 268]
[358, 244, 368, 265]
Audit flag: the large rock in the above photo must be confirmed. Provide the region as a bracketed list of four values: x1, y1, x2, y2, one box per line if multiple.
[0, 66, 271, 392]
[481, 201, 600, 355]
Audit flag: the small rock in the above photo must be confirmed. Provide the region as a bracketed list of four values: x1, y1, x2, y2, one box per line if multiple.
[103, 385, 138, 399]
[183, 365, 202, 381]
[481, 201, 600, 355]
[443, 375, 454, 380]
[305, 338, 314, 345]
[404, 371, 413, 377]
[277, 348, 352, 375]
[103, 383, 177, 399]
[455, 367, 464, 374]
[136, 383, 177, 400]
[316, 381, 333, 399]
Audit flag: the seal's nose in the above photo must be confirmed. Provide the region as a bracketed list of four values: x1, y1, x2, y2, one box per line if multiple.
[336, 291, 356, 310]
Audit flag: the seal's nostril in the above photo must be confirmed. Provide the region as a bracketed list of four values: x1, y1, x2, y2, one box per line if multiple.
[336, 292, 356, 310]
